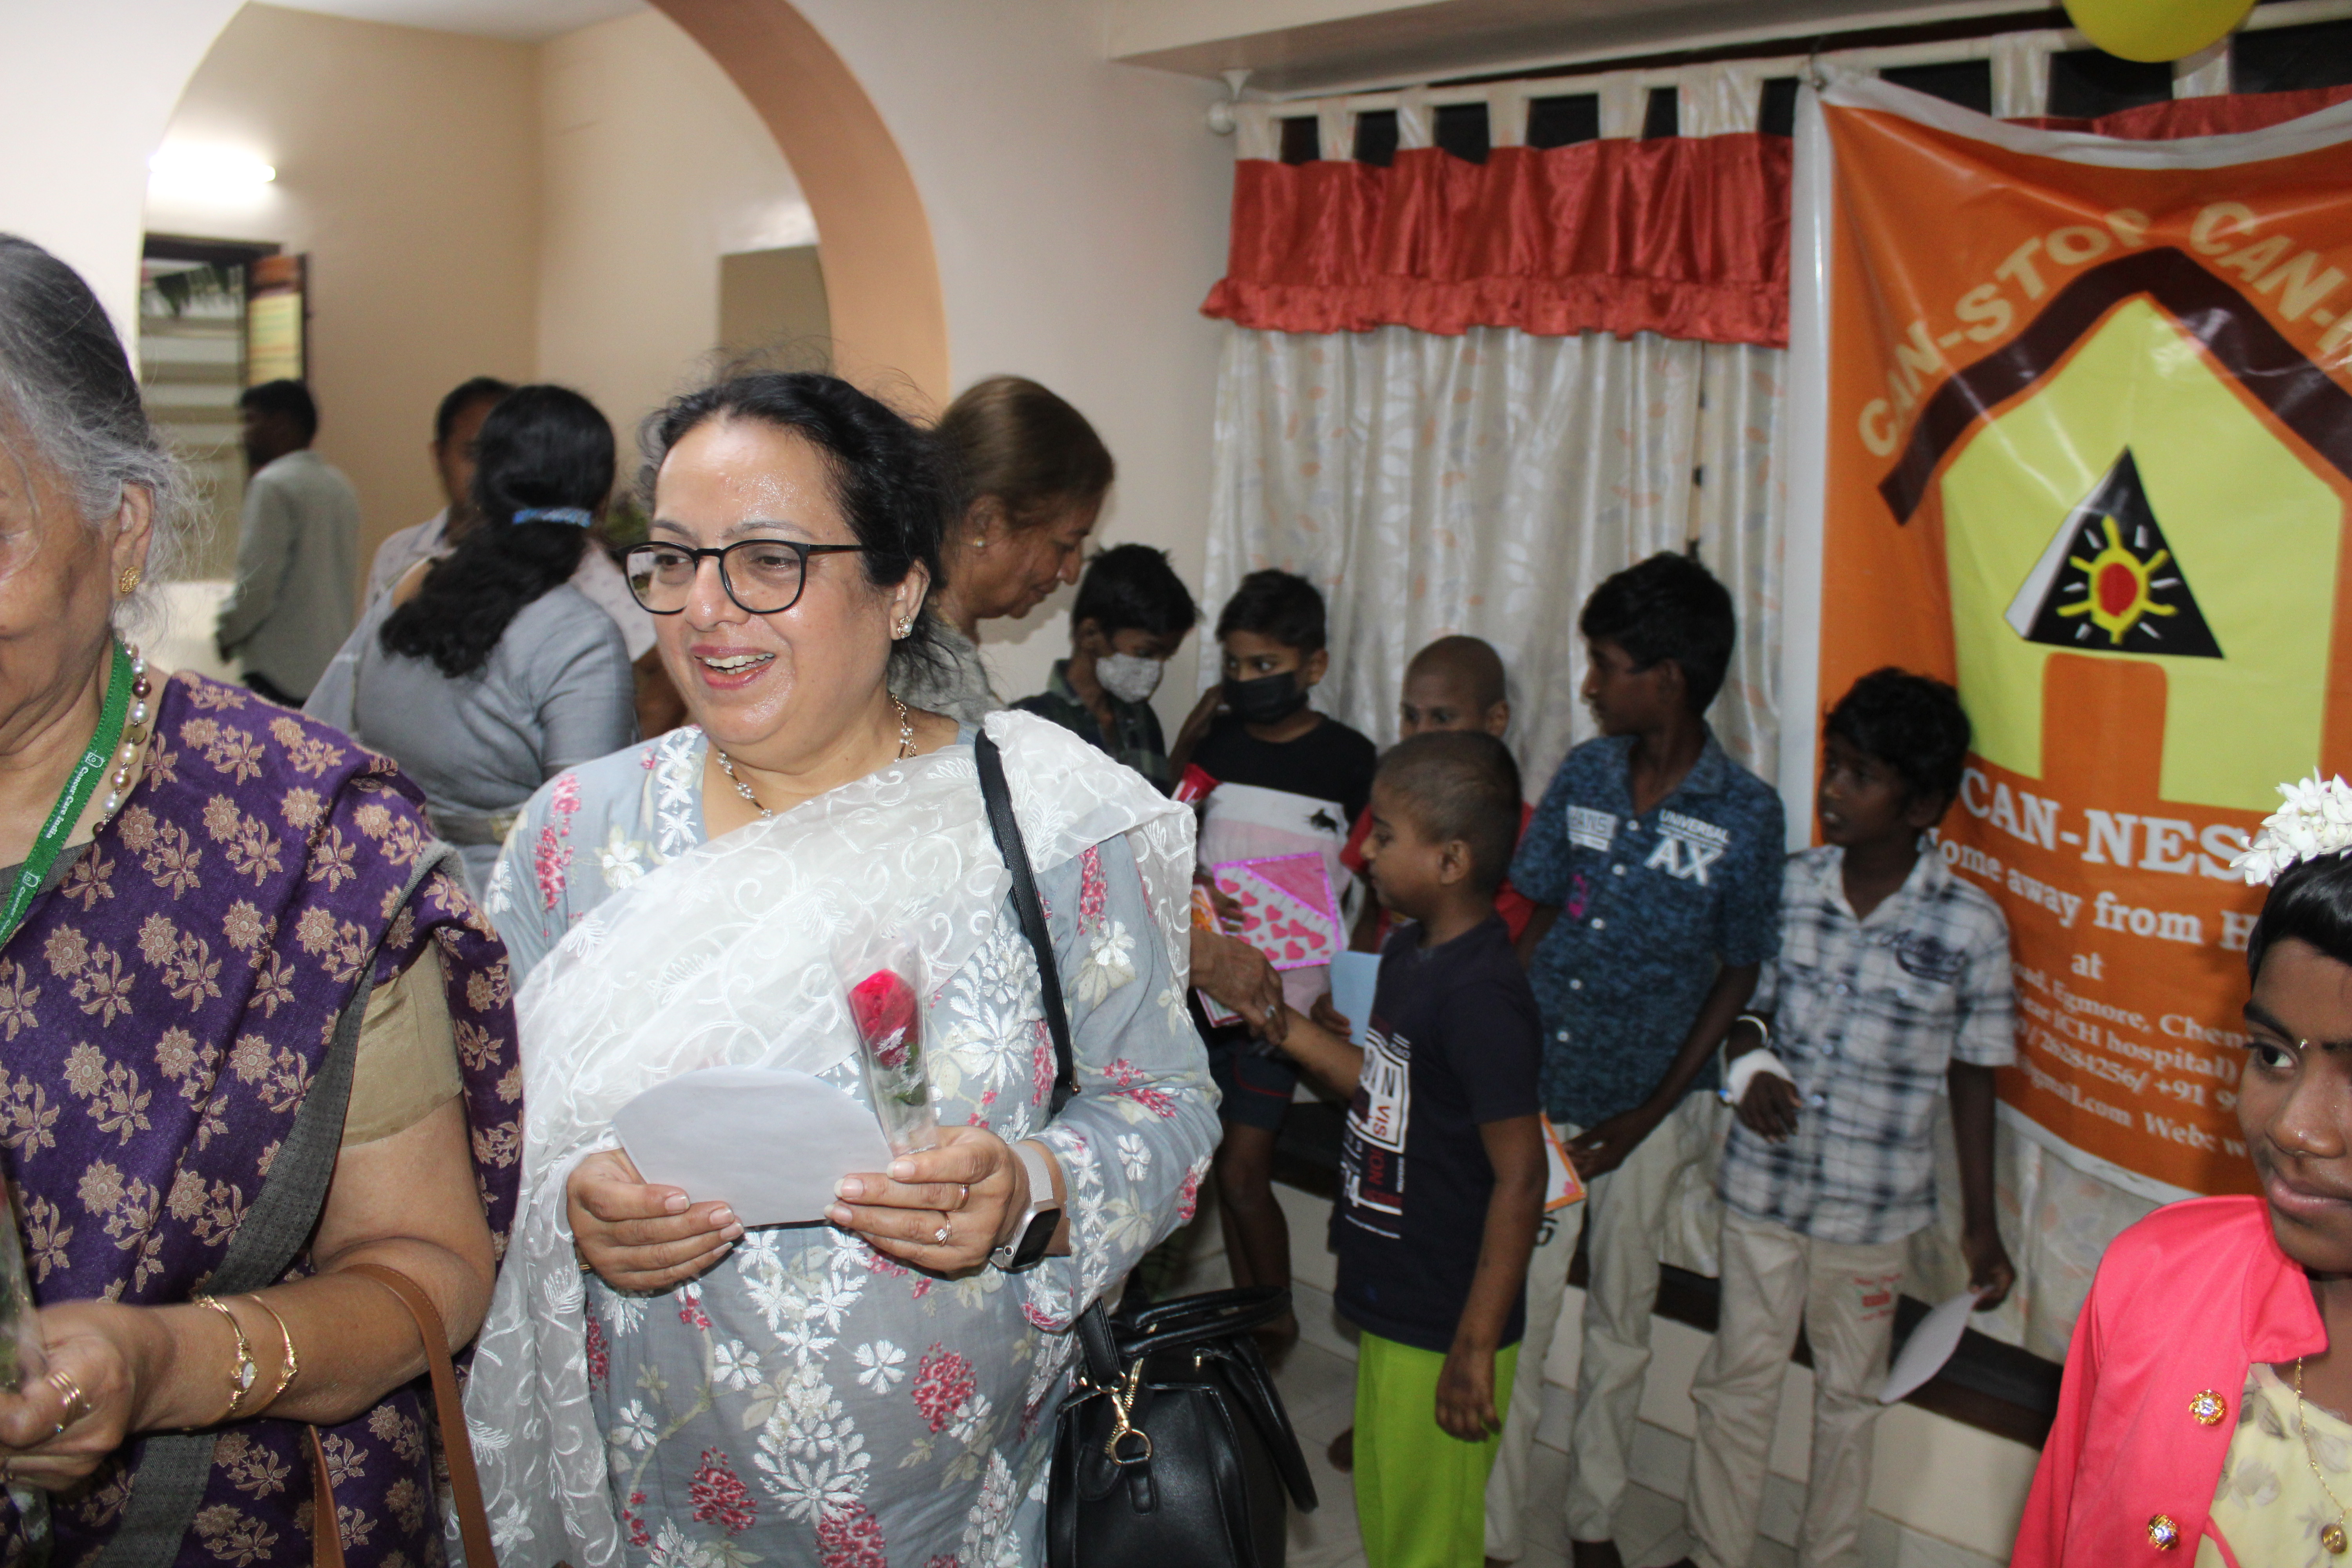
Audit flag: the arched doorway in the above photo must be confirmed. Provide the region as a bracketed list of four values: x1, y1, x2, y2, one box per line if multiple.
[137, 0, 949, 673]
[653, 0, 948, 407]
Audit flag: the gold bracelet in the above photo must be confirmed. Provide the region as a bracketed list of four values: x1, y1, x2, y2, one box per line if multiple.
[241, 1294, 299, 1412]
[194, 1295, 259, 1423]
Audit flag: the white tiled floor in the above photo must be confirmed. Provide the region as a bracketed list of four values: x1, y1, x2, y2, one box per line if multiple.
[1188, 1183, 2002, 1568]
[1266, 1338, 1998, 1568]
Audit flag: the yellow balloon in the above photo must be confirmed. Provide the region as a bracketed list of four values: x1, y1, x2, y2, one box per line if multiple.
[2063, 0, 2257, 63]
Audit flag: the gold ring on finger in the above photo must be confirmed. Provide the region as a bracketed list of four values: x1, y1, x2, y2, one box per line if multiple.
[45, 1368, 89, 1423]
[956, 1184, 969, 1208]
[933, 1218, 952, 1246]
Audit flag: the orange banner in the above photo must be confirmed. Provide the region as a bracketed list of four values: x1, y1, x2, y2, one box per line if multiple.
[1810, 85, 2352, 1198]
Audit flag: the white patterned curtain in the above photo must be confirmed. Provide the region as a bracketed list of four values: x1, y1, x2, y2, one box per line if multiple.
[1196, 20, 2349, 1364]
[1201, 323, 1786, 792]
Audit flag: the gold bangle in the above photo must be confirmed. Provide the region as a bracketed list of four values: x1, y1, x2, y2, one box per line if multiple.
[241, 1294, 299, 1412]
[195, 1295, 259, 1423]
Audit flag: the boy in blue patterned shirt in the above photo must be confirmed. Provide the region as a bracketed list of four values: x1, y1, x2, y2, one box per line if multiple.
[1485, 553, 1784, 1568]
[1675, 670, 2014, 1568]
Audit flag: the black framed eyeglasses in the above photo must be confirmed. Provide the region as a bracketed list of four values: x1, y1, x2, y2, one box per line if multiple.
[624, 539, 868, 616]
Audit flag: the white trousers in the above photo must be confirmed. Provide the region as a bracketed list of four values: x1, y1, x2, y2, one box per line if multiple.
[1685, 1209, 1909, 1568]
[1484, 1096, 1708, 1555]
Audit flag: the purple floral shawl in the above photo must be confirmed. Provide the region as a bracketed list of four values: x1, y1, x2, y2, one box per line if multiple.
[0, 673, 522, 1566]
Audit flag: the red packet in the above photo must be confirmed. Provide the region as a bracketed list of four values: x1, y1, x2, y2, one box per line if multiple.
[1173, 764, 1218, 805]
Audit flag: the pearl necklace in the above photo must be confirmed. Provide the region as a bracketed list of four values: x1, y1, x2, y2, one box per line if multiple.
[97, 646, 153, 822]
[715, 699, 916, 820]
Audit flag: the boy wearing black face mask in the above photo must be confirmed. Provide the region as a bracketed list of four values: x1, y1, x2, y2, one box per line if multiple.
[1014, 544, 1197, 792]
[1173, 569, 1378, 1350]
[1171, 569, 1379, 811]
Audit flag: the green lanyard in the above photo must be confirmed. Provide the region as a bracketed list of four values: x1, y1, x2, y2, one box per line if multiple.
[0, 643, 133, 952]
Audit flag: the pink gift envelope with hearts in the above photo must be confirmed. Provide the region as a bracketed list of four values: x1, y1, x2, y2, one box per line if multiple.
[1211, 852, 1344, 971]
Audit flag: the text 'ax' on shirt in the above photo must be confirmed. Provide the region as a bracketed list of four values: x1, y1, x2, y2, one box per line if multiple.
[1510, 730, 1784, 1128]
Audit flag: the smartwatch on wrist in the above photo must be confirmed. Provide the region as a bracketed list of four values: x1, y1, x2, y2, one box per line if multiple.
[990, 1140, 1063, 1272]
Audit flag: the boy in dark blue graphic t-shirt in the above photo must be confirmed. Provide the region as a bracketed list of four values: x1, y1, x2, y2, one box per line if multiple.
[1278, 731, 1544, 1568]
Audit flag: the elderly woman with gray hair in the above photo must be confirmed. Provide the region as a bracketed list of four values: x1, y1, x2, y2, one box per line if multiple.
[0, 233, 522, 1563]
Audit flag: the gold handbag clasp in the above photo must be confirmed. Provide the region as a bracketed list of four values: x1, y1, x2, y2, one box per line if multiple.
[1102, 1358, 1152, 1465]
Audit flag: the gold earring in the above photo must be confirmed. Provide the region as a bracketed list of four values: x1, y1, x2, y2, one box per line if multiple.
[117, 568, 141, 596]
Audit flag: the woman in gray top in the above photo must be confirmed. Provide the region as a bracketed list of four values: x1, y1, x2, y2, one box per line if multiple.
[892, 376, 1112, 724]
[308, 384, 636, 894]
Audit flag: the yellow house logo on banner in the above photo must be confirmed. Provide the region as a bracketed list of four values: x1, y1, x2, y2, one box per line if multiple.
[1816, 93, 2352, 1205]
[1929, 274, 2344, 813]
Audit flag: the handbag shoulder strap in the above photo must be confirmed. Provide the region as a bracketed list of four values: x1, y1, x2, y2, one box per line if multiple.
[975, 731, 1132, 1385]
[974, 729, 1078, 1117]
[337, 1263, 498, 1567]
[94, 843, 457, 1568]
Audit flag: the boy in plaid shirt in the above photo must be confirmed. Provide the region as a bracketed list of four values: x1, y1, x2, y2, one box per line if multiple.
[1675, 669, 2015, 1568]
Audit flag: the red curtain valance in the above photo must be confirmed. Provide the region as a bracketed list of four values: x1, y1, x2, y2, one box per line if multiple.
[1201, 87, 2352, 349]
[1201, 136, 1793, 348]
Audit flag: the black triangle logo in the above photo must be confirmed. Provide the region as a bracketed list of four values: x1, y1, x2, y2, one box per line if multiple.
[2003, 449, 2223, 659]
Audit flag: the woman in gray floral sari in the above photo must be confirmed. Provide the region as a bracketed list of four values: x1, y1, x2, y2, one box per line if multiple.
[466, 372, 1216, 1567]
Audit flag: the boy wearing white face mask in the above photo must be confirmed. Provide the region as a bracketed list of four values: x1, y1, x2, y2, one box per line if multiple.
[1013, 543, 1197, 791]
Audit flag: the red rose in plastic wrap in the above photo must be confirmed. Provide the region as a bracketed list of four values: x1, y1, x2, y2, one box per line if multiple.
[846, 950, 935, 1154]
[851, 969, 918, 1069]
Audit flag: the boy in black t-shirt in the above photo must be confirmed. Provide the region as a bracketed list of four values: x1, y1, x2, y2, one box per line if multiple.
[1171, 570, 1377, 1347]
[1170, 568, 1379, 814]
[1278, 732, 1546, 1568]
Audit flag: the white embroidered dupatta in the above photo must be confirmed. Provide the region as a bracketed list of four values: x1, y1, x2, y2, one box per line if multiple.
[462, 713, 1194, 1564]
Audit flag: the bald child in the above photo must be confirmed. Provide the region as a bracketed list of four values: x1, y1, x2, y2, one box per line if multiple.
[1343, 636, 1538, 949]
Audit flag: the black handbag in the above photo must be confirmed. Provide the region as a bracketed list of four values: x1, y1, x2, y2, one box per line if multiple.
[1048, 1287, 1320, 1568]
[972, 731, 1319, 1568]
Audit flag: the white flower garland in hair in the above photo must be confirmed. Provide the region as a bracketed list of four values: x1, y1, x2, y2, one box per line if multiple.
[2233, 773, 2352, 885]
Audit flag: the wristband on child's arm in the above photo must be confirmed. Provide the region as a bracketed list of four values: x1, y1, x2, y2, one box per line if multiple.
[1720, 1013, 1793, 1105]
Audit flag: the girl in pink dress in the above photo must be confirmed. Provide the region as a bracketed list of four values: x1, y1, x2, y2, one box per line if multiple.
[2017, 779, 2352, 1566]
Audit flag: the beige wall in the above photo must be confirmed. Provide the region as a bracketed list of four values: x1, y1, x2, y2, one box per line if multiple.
[536, 8, 812, 456]
[778, 0, 1234, 726]
[25, 0, 1230, 726]
[0, 1, 244, 333]
[145, 3, 542, 577]
[719, 247, 833, 365]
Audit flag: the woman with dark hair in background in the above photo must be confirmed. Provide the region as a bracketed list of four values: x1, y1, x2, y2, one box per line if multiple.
[893, 374, 1114, 725]
[308, 383, 637, 895]
[2015, 778, 2352, 1564]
